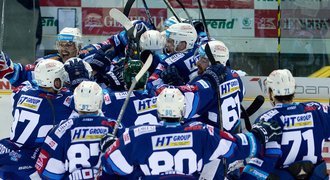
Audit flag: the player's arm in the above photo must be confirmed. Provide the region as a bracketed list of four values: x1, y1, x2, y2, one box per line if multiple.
[101, 128, 135, 176]
[35, 121, 71, 179]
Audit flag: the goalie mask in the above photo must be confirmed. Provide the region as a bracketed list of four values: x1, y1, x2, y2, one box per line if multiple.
[123, 60, 148, 90]
[156, 87, 186, 119]
[74, 81, 103, 112]
[34, 59, 67, 91]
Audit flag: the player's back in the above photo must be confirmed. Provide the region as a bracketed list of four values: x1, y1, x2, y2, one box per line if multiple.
[106, 122, 221, 178]
[257, 102, 330, 167]
[103, 89, 160, 127]
[10, 84, 73, 148]
[37, 115, 116, 179]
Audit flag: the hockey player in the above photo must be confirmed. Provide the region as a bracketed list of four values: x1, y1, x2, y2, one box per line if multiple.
[36, 81, 121, 179]
[0, 27, 84, 87]
[241, 69, 330, 179]
[102, 59, 159, 128]
[99, 87, 282, 179]
[0, 59, 75, 179]
[147, 23, 199, 93]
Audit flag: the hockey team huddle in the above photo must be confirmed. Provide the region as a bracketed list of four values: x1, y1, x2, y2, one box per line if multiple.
[0, 11, 329, 180]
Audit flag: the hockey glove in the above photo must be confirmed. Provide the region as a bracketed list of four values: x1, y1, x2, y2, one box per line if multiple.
[105, 65, 126, 91]
[89, 44, 112, 74]
[100, 133, 117, 153]
[160, 65, 185, 86]
[251, 120, 282, 144]
[64, 58, 90, 89]
[0, 51, 14, 79]
[201, 63, 226, 90]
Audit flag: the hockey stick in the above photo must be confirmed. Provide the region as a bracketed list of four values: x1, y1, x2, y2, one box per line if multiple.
[197, 0, 210, 40]
[163, 0, 182, 23]
[174, 0, 192, 23]
[142, 0, 157, 30]
[240, 95, 265, 131]
[123, 0, 135, 17]
[110, 8, 134, 31]
[112, 54, 153, 136]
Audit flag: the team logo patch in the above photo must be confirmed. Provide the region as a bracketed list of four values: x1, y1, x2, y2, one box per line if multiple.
[151, 132, 193, 150]
[133, 126, 156, 137]
[55, 119, 74, 138]
[133, 97, 157, 114]
[44, 136, 58, 150]
[17, 95, 42, 111]
[71, 126, 109, 142]
[123, 129, 131, 145]
[63, 96, 73, 107]
[104, 93, 111, 105]
[282, 112, 314, 130]
[219, 79, 240, 98]
[206, 125, 214, 136]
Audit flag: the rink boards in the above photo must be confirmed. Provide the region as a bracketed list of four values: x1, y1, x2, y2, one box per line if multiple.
[1, 78, 330, 173]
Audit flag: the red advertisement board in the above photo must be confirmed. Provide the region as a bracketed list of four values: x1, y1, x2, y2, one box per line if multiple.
[40, 0, 81, 7]
[82, 8, 167, 35]
[169, 0, 254, 9]
[255, 10, 278, 38]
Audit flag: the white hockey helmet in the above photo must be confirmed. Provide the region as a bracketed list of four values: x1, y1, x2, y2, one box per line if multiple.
[64, 57, 93, 80]
[56, 27, 83, 50]
[165, 23, 197, 52]
[34, 59, 67, 91]
[139, 30, 166, 51]
[198, 40, 229, 65]
[156, 87, 186, 119]
[74, 81, 103, 112]
[163, 16, 186, 28]
[265, 69, 296, 96]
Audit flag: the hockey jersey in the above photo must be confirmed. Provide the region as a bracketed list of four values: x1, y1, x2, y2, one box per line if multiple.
[36, 115, 120, 179]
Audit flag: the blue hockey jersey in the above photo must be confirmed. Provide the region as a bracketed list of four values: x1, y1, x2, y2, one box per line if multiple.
[180, 68, 245, 133]
[101, 121, 259, 179]
[36, 115, 120, 180]
[10, 82, 74, 148]
[102, 89, 160, 128]
[242, 102, 330, 179]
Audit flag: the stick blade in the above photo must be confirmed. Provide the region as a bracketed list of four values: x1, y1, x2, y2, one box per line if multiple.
[109, 8, 134, 30]
[135, 54, 152, 82]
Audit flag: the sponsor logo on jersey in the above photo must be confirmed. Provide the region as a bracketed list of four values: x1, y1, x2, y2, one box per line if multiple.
[133, 97, 157, 114]
[123, 129, 131, 145]
[55, 119, 74, 138]
[259, 109, 279, 121]
[152, 132, 193, 150]
[114, 91, 135, 100]
[220, 79, 240, 98]
[36, 149, 49, 173]
[197, 79, 209, 89]
[44, 136, 58, 150]
[184, 56, 198, 71]
[71, 126, 109, 142]
[237, 134, 248, 145]
[17, 95, 43, 111]
[249, 157, 264, 167]
[165, 53, 185, 65]
[134, 126, 156, 137]
[282, 112, 314, 130]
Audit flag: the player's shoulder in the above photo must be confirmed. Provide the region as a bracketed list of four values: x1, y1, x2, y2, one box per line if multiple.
[257, 108, 281, 122]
